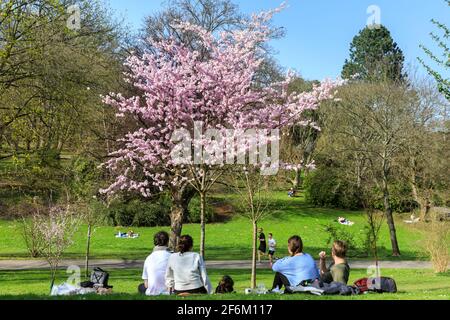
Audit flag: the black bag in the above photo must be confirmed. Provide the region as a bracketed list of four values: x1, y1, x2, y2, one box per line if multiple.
[90, 267, 110, 288]
[367, 277, 397, 293]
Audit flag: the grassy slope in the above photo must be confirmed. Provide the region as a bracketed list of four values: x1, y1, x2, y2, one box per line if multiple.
[0, 192, 428, 260]
[0, 268, 448, 300]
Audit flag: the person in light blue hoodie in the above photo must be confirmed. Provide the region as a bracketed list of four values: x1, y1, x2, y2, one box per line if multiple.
[271, 235, 319, 293]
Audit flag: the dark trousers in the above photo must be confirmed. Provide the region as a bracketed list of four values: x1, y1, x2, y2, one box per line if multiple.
[272, 272, 293, 293]
[138, 283, 146, 295]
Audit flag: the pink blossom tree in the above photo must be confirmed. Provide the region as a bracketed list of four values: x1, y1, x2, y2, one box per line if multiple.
[101, 5, 341, 251]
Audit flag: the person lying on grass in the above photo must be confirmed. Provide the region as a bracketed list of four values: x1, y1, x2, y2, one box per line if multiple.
[166, 235, 212, 295]
[319, 240, 351, 285]
[138, 231, 172, 296]
[270, 235, 319, 294]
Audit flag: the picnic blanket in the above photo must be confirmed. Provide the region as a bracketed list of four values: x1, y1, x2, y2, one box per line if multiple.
[115, 232, 140, 239]
[338, 217, 354, 226]
[51, 283, 113, 296]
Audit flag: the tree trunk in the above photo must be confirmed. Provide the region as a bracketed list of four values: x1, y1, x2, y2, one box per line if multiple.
[169, 203, 184, 251]
[251, 221, 258, 289]
[292, 168, 301, 189]
[85, 224, 92, 279]
[420, 196, 431, 222]
[200, 191, 206, 258]
[382, 183, 401, 256]
[169, 186, 196, 251]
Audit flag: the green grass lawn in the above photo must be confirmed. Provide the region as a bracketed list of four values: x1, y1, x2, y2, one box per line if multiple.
[0, 268, 448, 300]
[0, 192, 429, 261]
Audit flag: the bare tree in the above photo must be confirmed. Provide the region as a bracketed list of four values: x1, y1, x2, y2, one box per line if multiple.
[37, 205, 79, 293]
[399, 74, 449, 221]
[327, 82, 417, 256]
[232, 167, 271, 289]
[187, 165, 224, 258]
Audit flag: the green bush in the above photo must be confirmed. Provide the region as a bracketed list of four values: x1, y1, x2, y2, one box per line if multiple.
[103, 194, 217, 226]
[304, 168, 361, 210]
[106, 197, 171, 227]
[372, 183, 419, 213]
[186, 196, 215, 223]
[323, 222, 366, 258]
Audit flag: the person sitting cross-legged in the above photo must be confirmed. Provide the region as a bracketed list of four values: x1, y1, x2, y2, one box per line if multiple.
[270, 235, 319, 293]
[165, 235, 212, 295]
[138, 231, 172, 296]
[319, 240, 351, 285]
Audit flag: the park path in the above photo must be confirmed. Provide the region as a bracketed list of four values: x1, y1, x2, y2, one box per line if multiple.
[0, 259, 440, 271]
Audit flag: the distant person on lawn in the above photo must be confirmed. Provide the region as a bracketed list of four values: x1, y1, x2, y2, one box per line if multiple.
[166, 235, 212, 295]
[270, 235, 319, 293]
[138, 231, 172, 296]
[288, 188, 296, 198]
[258, 228, 267, 263]
[319, 240, 351, 285]
[268, 233, 277, 265]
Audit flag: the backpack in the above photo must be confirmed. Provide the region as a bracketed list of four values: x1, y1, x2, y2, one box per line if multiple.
[88, 267, 111, 288]
[354, 277, 397, 293]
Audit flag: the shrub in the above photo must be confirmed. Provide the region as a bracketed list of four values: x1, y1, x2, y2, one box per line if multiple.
[22, 214, 46, 258]
[372, 183, 418, 213]
[186, 196, 215, 223]
[304, 168, 361, 210]
[422, 215, 450, 273]
[132, 201, 171, 227]
[20, 200, 48, 258]
[106, 197, 171, 227]
[323, 222, 366, 257]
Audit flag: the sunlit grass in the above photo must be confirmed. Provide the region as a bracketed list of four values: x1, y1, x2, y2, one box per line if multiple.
[0, 192, 427, 261]
[0, 268, 448, 300]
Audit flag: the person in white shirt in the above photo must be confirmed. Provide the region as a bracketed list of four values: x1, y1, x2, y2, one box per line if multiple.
[138, 231, 172, 296]
[166, 235, 212, 295]
[268, 233, 277, 265]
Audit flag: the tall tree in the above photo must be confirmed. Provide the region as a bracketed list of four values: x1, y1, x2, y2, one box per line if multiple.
[325, 82, 418, 256]
[101, 7, 340, 251]
[0, 0, 125, 201]
[342, 25, 405, 83]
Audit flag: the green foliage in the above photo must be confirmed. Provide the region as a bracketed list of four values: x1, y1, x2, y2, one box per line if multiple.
[342, 25, 405, 82]
[186, 196, 215, 223]
[323, 222, 366, 258]
[10, 150, 64, 201]
[106, 197, 171, 227]
[305, 166, 419, 213]
[304, 167, 361, 210]
[372, 183, 419, 213]
[67, 156, 101, 199]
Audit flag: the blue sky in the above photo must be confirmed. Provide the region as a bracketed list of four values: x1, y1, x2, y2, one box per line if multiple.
[105, 0, 449, 81]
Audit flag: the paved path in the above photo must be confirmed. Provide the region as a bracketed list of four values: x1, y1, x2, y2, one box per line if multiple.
[0, 259, 440, 271]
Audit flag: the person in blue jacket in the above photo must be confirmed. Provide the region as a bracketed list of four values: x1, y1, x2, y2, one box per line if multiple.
[270, 235, 319, 293]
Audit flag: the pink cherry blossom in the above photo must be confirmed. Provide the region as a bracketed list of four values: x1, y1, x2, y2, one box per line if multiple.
[101, 5, 342, 198]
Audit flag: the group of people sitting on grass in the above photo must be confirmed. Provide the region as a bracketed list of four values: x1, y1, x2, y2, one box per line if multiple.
[138, 230, 350, 296]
